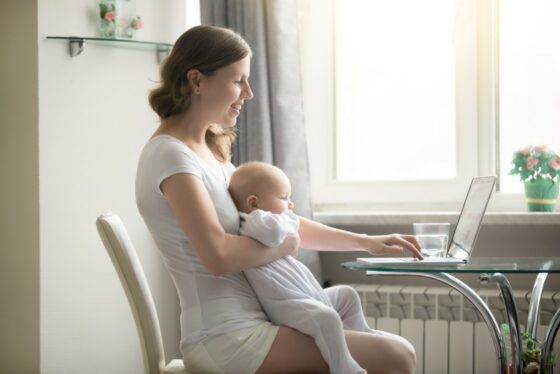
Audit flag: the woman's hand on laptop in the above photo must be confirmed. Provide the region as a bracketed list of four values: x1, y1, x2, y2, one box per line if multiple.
[360, 234, 423, 259]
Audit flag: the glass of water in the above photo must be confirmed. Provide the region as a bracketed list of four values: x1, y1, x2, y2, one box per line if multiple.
[413, 223, 450, 258]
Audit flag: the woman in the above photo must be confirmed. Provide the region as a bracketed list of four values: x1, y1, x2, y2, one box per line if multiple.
[136, 25, 421, 374]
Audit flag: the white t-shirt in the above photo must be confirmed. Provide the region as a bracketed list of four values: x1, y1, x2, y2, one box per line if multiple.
[135, 135, 268, 349]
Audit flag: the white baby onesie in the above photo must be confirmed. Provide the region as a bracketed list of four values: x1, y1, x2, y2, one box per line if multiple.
[239, 210, 300, 247]
[241, 210, 367, 374]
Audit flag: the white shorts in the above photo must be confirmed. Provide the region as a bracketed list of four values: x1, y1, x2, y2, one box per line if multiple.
[182, 321, 280, 374]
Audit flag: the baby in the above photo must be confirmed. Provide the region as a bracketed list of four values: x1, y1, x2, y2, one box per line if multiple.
[229, 161, 375, 374]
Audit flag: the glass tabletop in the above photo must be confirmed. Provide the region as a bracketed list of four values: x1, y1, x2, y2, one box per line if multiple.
[342, 257, 560, 273]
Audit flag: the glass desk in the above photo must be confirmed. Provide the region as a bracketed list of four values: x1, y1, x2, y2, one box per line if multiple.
[342, 257, 560, 374]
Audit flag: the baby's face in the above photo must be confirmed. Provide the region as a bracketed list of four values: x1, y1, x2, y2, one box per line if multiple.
[257, 176, 294, 214]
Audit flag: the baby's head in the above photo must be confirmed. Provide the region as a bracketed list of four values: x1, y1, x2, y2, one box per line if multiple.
[229, 161, 294, 214]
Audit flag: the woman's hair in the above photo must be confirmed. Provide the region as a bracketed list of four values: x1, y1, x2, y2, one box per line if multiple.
[149, 25, 252, 161]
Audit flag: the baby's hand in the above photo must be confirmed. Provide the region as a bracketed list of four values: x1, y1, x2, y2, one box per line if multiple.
[280, 234, 300, 258]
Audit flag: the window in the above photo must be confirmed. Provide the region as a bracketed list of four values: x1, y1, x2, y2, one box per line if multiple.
[186, 0, 201, 29]
[298, 0, 558, 211]
[335, 0, 457, 182]
[498, 0, 560, 193]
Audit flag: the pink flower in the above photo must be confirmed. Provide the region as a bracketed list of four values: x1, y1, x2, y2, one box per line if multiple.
[551, 156, 560, 171]
[534, 145, 547, 153]
[527, 156, 538, 170]
[134, 19, 143, 30]
[518, 146, 531, 155]
[105, 11, 115, 21]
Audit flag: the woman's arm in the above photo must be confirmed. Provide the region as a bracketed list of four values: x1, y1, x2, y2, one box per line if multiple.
[161, 173, 298, 276]
[298, 217, 422, 259]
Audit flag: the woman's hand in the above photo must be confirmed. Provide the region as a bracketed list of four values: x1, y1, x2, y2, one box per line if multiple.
[298, 218, 423, 259]
[359, 234, 423, 259]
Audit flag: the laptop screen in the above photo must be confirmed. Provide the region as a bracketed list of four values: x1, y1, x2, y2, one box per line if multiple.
[447, 176, 496, 260]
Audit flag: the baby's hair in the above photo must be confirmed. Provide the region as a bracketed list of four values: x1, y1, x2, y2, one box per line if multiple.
[229, 161, 287, 212]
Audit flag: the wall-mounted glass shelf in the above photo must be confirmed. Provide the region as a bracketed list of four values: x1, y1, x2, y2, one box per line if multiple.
[46, 36, 173, 63]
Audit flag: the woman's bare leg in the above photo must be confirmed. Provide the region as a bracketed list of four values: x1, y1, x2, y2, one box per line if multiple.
[345, 330, 417, 374]
[257, 326, 416, 374]
[256, 326, 329, 374]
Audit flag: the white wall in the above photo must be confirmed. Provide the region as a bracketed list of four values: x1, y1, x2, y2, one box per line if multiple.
[0, 2, 40, 373]
[36, 0, 186, 373]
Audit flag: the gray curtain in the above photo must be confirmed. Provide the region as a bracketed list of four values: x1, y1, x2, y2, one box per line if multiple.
[201, 0, 323, 282]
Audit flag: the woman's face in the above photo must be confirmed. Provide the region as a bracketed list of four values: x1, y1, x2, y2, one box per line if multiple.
[199, 56, 253, 127]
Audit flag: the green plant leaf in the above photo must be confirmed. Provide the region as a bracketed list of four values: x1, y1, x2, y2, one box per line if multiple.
[99, 3, 107, 18]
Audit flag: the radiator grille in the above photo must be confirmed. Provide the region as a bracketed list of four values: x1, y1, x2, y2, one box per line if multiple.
[349, 283, 560, 374]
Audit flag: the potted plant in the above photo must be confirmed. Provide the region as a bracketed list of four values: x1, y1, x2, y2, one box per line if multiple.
[502, 324, 556, 374]
[98, 0, 142, 39]
[520, 332, 556, 374]
[509, 145, 560, 212]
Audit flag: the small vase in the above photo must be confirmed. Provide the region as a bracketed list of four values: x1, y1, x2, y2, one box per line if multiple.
[99, 0, 136, 39]
[114, 0, 135, 38]
[99, 18, 116, 38]
[523, 179, 559, 212]
[99, 0, 116, 38]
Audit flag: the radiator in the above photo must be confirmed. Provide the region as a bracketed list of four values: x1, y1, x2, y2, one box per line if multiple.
[350, 283, 560, 374]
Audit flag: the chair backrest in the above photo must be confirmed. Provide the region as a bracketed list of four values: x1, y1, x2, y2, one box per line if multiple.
[96, 213, 166, 374]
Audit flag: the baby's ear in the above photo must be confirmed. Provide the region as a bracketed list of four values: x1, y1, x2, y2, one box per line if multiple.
[246, 195, 258, 211]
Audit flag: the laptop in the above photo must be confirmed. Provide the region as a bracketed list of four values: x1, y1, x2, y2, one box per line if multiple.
[357, 176, 496, 266]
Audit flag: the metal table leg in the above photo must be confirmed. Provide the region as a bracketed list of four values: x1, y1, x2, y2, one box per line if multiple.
[481, 273, 523, 374]
[366, 271, 507, 374]
[527, 273, 549, 338]
[542, 308, 560, 370]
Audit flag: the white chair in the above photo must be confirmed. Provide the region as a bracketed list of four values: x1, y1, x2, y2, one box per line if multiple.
[96, 213, 188, 374]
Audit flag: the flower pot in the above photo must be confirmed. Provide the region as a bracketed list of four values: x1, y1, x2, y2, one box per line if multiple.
[524, 179, 559, 212]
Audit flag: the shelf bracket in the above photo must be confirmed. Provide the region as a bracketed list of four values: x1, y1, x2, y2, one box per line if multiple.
[69, 38, 85, 57]
[156, 45, 171, 64]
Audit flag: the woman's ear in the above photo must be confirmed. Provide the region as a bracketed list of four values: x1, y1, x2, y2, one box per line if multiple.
[246, 195, 259, 211]
[186, 69, 202, 93]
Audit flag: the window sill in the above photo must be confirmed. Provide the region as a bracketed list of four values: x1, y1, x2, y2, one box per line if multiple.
[314, 211, 560, 226]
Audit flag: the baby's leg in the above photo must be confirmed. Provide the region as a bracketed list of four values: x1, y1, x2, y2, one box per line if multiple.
[245, 263, 365, 373]
[325, 285, 378, 333]
[265, 297, 366, 374]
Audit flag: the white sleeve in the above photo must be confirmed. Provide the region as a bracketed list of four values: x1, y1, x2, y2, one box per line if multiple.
[239, 210, 299, 247]
[150, 140, 202, 195]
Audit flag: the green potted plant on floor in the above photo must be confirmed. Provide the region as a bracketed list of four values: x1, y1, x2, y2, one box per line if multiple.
[502, 324, 556, 374]
[509, 145, 560, 212]
[520, 332, 556, 374]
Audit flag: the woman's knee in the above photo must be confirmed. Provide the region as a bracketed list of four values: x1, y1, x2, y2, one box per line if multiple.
[346, 331, 416, 374]
[384, 333, 417, 373]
